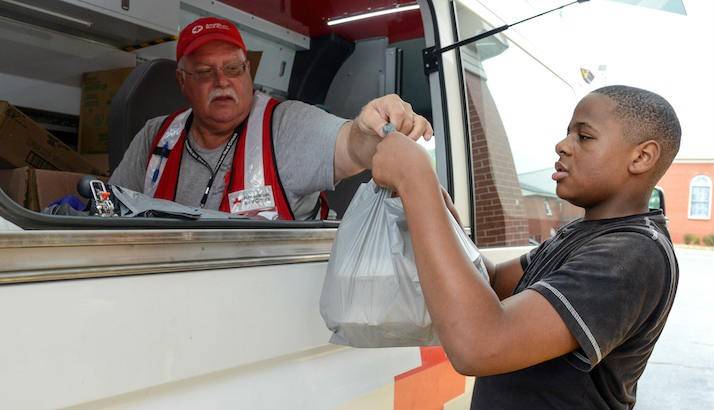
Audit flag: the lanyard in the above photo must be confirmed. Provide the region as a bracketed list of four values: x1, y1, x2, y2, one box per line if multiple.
[184, 123, 242, 208]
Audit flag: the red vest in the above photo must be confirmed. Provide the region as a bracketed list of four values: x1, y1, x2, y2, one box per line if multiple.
[143, 93, 295, 220]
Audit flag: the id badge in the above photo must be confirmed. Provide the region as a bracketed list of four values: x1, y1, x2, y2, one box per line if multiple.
[228, 186, 276, 215]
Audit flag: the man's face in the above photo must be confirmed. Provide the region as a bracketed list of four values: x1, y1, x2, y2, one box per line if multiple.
[553, 93, 635, 208]
[177, 41, 253, 129]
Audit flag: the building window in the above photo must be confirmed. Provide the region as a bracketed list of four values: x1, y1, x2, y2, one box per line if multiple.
[544, 200, 553, 216]
[689, 175, 712, 220]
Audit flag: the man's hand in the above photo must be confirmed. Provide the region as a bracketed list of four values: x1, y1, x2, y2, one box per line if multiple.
[356, 94, 433, 140]
[334, 94, 434, 183]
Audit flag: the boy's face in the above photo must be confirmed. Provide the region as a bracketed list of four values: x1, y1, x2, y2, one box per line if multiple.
[553, 93, 635, 208]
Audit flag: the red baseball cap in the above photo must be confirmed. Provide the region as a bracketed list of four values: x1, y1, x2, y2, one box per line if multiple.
[176, 17, 247, 62]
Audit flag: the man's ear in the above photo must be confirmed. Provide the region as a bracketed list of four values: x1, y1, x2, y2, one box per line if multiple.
[629, 139, 661, 175]
[175, 69, 185, 92]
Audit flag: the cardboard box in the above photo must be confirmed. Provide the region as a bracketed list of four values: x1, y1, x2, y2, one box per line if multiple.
[0, 102, 103, 175]
[81, 153, 110, 177]
[0, 167, 30, 209]
[247, 50, 262, 81]
[0, 166, 106, 212]
[32, 168, 99, 211]
[78, 66, 134, 154]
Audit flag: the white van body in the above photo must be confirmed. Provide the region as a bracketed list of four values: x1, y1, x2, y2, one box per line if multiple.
[0, 0, 565, 408]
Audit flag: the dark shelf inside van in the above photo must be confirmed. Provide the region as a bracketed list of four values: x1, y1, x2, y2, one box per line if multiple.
[17, 106, 79, 150]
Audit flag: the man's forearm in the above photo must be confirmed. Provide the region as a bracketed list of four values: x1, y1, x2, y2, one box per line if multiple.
[334, 121, 377, 182]
[346, 121, 378, 170]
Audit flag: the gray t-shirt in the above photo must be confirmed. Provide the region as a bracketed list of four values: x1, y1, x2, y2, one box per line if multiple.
[471, 211, 678, 410]
[109, 100, 347, 220]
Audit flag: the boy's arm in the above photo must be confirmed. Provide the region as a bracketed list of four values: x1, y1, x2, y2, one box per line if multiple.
[402, 174, 578, 376]
[483, 257, 527, 301]
[441, 186, 527, 300]
[373, 134, 578, 377]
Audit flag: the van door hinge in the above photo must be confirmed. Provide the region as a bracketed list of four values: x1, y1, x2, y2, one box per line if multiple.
[422, 46, 440, 75]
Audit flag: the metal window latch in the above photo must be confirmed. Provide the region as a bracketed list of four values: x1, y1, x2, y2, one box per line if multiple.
[89, 180, 116, 217]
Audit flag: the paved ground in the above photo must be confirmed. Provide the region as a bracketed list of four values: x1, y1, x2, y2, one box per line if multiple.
[636, 247, 714, 409]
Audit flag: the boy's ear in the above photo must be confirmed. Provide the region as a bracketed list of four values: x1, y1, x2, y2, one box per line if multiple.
[629, 139, 661, 175]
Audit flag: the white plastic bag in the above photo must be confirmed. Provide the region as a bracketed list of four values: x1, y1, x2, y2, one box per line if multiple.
[320, 180, 488, 347]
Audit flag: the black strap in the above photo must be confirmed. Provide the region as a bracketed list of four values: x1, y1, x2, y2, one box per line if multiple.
[153, 145, 171, 158]
[184, 124, 242, 208]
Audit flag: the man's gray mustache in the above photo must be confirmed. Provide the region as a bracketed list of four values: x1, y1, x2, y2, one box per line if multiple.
[208, 88, 238, 103]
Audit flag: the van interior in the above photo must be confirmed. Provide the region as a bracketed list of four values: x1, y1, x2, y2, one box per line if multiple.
[0, 0, 432, 228]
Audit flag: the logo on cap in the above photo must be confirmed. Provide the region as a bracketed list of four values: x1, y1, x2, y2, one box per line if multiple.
[177, 17, 246, 62]
[206, 22, 230, 30]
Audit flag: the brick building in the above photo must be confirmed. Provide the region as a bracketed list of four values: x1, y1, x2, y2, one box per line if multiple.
[656, 159, 714, 244]
[465, 73, 529, 247]
[518, 169, 584, 243]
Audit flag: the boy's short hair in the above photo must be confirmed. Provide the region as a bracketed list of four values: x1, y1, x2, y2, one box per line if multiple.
[592, 85, 681, 180]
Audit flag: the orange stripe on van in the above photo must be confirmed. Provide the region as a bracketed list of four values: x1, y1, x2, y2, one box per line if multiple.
[393, 346, 466, 410]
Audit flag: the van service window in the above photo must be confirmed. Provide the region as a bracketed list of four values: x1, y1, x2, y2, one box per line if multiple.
[0, 0, 436, 230]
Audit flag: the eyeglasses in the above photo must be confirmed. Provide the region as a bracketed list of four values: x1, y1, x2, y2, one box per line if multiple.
[180, 61, 249, 82]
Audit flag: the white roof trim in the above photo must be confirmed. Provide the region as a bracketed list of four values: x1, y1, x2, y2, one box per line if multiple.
[674, 158, 714, 164]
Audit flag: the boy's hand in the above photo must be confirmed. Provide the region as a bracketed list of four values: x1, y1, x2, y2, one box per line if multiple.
[372, 132, 434, 192]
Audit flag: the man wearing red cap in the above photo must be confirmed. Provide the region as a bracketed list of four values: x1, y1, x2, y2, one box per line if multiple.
[110, 17, 432, 220]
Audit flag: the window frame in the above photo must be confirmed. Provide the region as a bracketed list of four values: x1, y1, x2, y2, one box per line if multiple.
[688, 175, 712, 220]
[544, 199, 553, 216]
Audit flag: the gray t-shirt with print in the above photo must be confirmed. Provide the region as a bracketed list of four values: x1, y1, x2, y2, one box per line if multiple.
[109, 100, 347, 220]
[471, 211, 678, 410]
